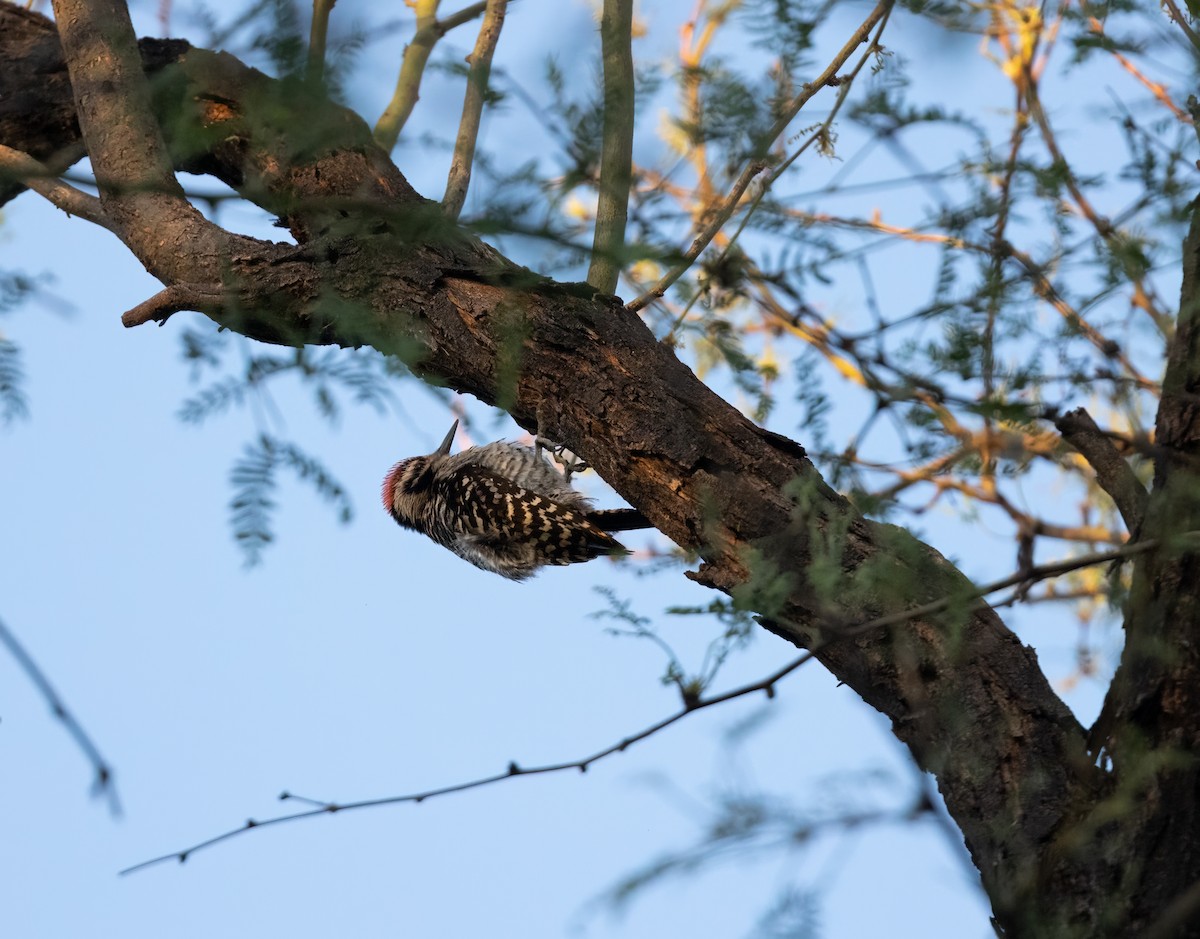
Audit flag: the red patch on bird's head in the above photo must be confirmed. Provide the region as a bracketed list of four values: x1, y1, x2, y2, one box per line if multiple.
[381, 461, 407, 514]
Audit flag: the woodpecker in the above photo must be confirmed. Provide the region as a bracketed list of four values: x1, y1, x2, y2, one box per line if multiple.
[382, 421, 628, 580]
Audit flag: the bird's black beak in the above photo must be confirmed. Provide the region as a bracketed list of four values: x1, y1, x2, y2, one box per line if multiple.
[436, 420, 459, 455]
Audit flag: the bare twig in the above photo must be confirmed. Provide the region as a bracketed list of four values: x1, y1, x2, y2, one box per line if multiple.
[374, 0, 490, 151]
[120, 533, 1192, 875]
[0, 144, 116, 232]
[1087, 17, 1190, 123]
[0, 616, 120, 815]
[758, 0, 893, 153]
[626, 0, 894, 314]
[586, 0, 635, 293]
[1024, 65, 1170, 331]
[671, 2, 895, 341]
[441, 0, 508, 220]
[625, 160, 769, 315]
[773, 207, 1156, 392]
[1162, 0, 1200, 53]
[1055, 407, 1149, 534]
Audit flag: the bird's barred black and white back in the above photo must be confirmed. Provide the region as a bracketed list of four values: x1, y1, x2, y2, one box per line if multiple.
[382, 422, 625, 580]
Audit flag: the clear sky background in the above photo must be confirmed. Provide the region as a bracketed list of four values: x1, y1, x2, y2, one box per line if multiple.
[0, 0, 1148, 936]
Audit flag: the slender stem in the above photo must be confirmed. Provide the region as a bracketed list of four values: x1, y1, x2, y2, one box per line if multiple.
[1162, 0, 1200, 52]
[586, 0, 635, 293]
[626, 0, 894, 314]
[625, 160, 769, 315]
[1025, 65, 1169, 329]
[756, 0, 893, 157]
[307, 0, 337, 84]
[375, 0, 442, 150]
[375, 1, 492, 151]
[442, 0, 508, 220]
[0, 616, 120, 814]
[658, 4, 892, 339]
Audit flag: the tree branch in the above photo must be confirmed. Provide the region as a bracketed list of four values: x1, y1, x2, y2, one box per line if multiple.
[120, 536, 1169, 875]
[375, 1, 491, 152]
[625, 0, 893, 313]
[586, 0, 635, 294]
[0, 616, 120, 814]
[49, 0, 232, 282]
[121, 282, 230, 327]
[307, 0, 337, 85]
[0, 143, 116, 231]
[1055, 407, 1149, 535]
[441, 0, 507, 220]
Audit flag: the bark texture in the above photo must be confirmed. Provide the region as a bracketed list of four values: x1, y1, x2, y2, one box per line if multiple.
[2, 4, 1198, 935]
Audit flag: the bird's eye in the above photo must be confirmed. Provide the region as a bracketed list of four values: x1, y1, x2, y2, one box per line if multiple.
[401, 462, 436, 494]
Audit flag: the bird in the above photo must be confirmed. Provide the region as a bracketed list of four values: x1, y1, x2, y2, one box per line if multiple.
[382, 421, 631, 580]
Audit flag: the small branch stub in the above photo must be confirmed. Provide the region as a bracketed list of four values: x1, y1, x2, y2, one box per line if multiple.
[122, 283, 227, 328]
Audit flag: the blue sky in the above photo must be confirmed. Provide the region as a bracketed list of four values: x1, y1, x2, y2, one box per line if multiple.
[0, 0, 1156, 935]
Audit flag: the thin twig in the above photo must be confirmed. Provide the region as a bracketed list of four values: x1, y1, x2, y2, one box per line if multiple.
[758, 0, 893, 154]
[626, 0, 894, 314]
[1088, 17, 1189, 123]
[1162, 0, 1200, 53]
[1024, 64, 1170, 331]
[662, 2, 894, 342]
[120, 532, 1195, 875]
[586, 0, 636, 293]
[773, 207, 1156, 392]
[625, 160, 769, 314]
[0, 616, 120, 815]
[441, 0, 508, 220]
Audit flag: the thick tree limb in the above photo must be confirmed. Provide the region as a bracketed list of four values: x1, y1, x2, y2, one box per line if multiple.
[1054, 406, 1149, 534]
[49, 0, 220, 267]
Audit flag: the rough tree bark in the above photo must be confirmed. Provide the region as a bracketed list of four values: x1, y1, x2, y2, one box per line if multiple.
[1, 3, 1197, 935]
